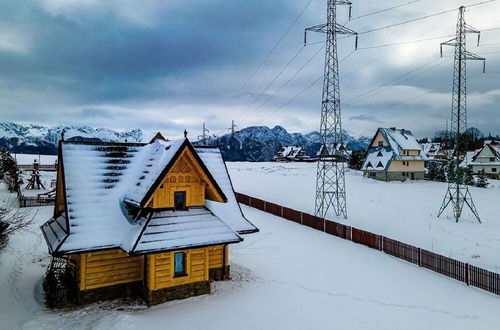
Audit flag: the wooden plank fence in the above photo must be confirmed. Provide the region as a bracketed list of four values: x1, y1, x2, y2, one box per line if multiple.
[236, 192, 500, 298]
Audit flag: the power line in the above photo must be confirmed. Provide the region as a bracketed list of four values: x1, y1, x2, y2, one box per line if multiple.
[357, 0, 498, 35]
[220, 0, 313, 122]
[250, 50, 357, 127]
[351, 0, 420, 20]
[358, 34, 455, 50]
[343, 57, 447, 107]
[239, 45, 325, 127]
[234, 46, 306, 123]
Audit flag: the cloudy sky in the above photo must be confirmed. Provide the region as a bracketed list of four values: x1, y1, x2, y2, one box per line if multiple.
[1, 0, 499, 139]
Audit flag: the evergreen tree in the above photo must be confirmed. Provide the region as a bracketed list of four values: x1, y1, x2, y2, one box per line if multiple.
[446, 161, 457, 183]
[435, 163, 447, 182]
[427, 163, 437, 181]
[348, 151, 365, 170]
[476, 170, 489, 188]
[463, 167, 474, 186]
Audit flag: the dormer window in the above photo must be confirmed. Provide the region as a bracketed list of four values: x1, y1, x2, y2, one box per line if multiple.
[376, 161, 383, 168]
[367, 162, 373, 168]
[378, 141, 383, 147]
[377, 151, 383, 157]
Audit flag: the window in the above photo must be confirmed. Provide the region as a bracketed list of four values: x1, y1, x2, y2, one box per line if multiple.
[369, 172, 376, 177]
[493, 168, 497, 172]
[407, 161, 410, 167]
[174, 191, 186, 210]
[174, 252, 186, 277]
[490, 158, 496, 162]
[402, 161, 406, 166]
[376, 161, 383, 168]
[367, 162, 373, 168]
[378, 141, 384, 147]
[377, 151, 383, 157]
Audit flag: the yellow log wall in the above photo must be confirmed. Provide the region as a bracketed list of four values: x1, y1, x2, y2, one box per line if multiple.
[147, 245, 228, 291]
[148, 149, 224, 208]
[78, 249, 144, 291]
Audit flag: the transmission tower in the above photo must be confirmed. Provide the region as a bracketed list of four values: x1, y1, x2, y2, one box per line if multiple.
[197, 122, 210, 145]
[437, 6, 485, 223]
[305, 0, 358, 219]
[228, 120, 238, 161]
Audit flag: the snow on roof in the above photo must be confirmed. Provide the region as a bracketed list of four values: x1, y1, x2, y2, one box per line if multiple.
[362, 147, 392, 171]
[41, 139, 253, 256]
[132, 207, 241, 253]
[123, 139, 185, 206]
[380, 128, 421, 152]
[195, 147, 258, 233]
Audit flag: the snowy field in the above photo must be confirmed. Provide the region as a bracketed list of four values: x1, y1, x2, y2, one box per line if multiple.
[227, 162, 500, 272]
[1, 196, 500, 329]
[1, 163, 500, 329]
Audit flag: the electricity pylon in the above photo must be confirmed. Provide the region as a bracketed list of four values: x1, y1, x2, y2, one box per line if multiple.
[305, 0, 357, 219]
[197, 122, 210, 145]
[437, 6, 485, 223]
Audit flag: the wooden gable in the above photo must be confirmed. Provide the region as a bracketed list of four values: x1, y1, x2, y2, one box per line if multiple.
[371, 130, 388, 148]
[146, 146, 226, 209]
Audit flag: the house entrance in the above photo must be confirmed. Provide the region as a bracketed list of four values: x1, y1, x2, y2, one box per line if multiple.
[174, 191, 186, 210]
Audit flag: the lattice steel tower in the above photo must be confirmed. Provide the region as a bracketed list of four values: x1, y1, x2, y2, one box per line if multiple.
[305, 0, 357, 219]
[437, 6, 485, 223]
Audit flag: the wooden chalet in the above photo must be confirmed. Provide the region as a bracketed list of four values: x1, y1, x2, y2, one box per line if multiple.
[41, 134, 258, 306]
[362, 127, 425, 181]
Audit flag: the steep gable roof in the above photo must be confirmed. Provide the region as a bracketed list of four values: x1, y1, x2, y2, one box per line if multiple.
[123, 138, 226, 207]
[40, 138, 256, 256]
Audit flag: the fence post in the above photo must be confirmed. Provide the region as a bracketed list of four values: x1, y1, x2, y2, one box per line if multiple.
[280, 205, 283, 218]
[248, 196, 252, 208]
[418, 248, 421, 267]
[379, 235, 383, 251]
[300, 212, 303, 225]
[263, 200, 266, 212]
[466, 263, 469, 286]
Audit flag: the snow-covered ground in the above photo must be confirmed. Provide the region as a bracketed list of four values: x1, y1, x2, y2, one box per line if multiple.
[19, 171, 56, 197]
[227, 162, 500, 272]
[1, 164, 500, 329]
[2, 202, 500, 329]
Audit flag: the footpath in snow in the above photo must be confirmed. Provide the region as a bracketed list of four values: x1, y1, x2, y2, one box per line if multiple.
[227, 162, 500, 272]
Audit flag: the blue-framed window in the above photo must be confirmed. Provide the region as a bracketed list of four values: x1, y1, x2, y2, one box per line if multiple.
[174, 252, 186, 277]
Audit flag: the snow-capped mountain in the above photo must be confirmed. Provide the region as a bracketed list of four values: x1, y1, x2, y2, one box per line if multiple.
[0, 122, 143, 154]
[195, 125, 370, 161]
[0, 122, 369, 161]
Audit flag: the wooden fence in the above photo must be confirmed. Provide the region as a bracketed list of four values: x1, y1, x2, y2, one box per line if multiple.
[19, 196, 55, 208]
[236, 192, 500, 298]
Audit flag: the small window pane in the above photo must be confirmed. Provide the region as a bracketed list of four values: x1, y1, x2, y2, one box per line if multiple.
[174, 252, 185, 274]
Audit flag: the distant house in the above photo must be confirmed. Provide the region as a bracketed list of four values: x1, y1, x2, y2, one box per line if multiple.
[41, 134, 258, 306]
[273, 146, 315, 162]
[419, 142, 448, 163]
[362, 127, 425, 181]
[465, 140, 500, 179]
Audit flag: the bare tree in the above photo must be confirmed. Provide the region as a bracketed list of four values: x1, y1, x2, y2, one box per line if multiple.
[0, 203, 35, 248]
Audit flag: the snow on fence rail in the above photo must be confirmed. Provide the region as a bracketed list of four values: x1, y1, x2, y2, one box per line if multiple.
[236, 192, 500, 298]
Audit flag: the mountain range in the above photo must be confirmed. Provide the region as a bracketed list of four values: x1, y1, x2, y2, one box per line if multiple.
[0, 122, 370, 161]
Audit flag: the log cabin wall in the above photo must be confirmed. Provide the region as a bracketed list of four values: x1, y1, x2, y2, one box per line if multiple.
[77, 249, 144, 291]
[149, 150, 206, 208]
[147, 244, 228, 291]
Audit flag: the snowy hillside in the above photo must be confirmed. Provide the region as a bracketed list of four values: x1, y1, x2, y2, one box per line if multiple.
[0, 122, 143, 154]
[200, 125, 370, 161]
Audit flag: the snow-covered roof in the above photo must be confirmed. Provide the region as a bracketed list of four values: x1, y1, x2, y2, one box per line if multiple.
[469, 140, 500, 166]
[195, 147, 258, 233]
[41, 138, 256, 256]
[131, 207, 241, 254]
[380, 128, 421, 152]
[362, 128, 424, 171]
[361, 147, 392, 171]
